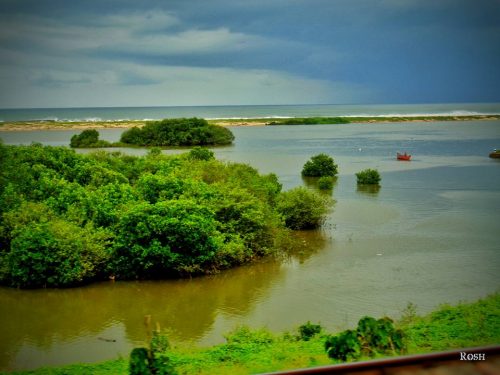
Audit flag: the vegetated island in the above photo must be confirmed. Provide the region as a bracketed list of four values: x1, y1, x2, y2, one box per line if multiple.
[70, 117, 234, 148]
[1, 114, 499, 131]
[0, 142, 331, 288]
[5, 293, 499, 375]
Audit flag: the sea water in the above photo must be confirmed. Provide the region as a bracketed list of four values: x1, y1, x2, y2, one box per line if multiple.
[1, 102, 500, 122]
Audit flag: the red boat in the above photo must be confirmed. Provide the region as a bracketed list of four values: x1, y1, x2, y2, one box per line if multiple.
[489, 149, 500, 159]
[397, 152, 411, 161]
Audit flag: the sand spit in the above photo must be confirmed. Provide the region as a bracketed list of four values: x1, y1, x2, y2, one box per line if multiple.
[0, 115, 499, 132]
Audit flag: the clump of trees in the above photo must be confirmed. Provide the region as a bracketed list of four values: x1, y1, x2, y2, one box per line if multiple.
[302, 154, 338, 177]
[120, 117, 234, 147]
[355, 169, 381, 185]
[0, 143, 330, 288]
[70, 129, 111, 148]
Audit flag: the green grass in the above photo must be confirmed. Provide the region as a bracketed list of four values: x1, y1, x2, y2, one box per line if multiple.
[402, 294, 500, 352]
[4, 294, 499, 375]
[2, 359, 128, 375]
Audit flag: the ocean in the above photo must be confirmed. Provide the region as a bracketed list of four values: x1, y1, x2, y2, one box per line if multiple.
[1, 102, 500, 122]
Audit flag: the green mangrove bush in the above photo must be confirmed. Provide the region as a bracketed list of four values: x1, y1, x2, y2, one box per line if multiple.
[120, 117, 234, 146]
[0, 144, 330, 287]
[318, 176, 334, 190]
[70, 129, 111, 148]
[301, 154, 338, 177]
[355, 169, 381, 185]
[188, 146, 215, 161]
[276, 187, 332, 230]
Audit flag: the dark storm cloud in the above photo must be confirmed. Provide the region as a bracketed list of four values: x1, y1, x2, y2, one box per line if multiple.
[0, 0, 499, 107]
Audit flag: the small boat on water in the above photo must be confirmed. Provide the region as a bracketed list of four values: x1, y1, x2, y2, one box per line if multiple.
[397, 152, 411, 161]
[489, 149, 500, 159]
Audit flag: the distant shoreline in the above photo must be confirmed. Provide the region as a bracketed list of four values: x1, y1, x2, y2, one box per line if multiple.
[0, 115, 499, 131]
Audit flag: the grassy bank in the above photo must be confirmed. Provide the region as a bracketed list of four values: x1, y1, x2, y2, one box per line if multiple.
[4, 293, 499, 375]
[1, 115, 499, 131]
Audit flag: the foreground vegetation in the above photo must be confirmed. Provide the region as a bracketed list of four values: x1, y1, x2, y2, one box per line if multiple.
[6, 293, 499, 375]
[0, 143, 331, 288]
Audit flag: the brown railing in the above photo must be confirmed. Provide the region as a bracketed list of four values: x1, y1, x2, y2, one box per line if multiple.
[260, 345, 500, 374]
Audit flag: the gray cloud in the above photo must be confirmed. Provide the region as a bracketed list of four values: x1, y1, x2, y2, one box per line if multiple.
[0, 0, 499, 107]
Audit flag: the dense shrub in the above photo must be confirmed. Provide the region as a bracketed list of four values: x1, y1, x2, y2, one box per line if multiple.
[120, 118, 234, 146]
[318, 176, 334, 190]
[0, 144, 331, 287]
[324, 330, 360, 361]
[356, 169, 381, 185]
[188, 146, 215, 161]
[2, 204, 111, 287]
[301, 154, 338, 177]
[112, 200, 223, 278]
[298, 321, 323, 341]
[70, 129, 111, 148]
[276, 187, 331, 229]
[324, 316, 405, 361]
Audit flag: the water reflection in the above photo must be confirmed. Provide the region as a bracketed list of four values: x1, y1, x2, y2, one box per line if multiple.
[0, 232, 331, 369]
[356, 185, 381, 196]
[301, 176, 338, 192]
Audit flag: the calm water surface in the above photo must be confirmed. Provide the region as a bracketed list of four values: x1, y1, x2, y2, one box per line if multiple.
[1, 120, 500, 370]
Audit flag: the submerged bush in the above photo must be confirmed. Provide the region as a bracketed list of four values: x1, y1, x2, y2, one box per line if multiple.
[356, 169, 381, 185]
[276, 187, 331, 229]
[301, 154, 338, 177]
[318, 176, 334, 190]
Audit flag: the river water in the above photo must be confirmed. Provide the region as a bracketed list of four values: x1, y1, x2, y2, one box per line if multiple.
[1, 120, 500, 371]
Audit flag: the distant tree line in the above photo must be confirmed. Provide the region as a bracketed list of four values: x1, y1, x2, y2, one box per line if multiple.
[268, 117, 349, 125]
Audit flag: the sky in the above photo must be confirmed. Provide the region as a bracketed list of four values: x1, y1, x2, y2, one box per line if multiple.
[0, 0, 499, 108]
